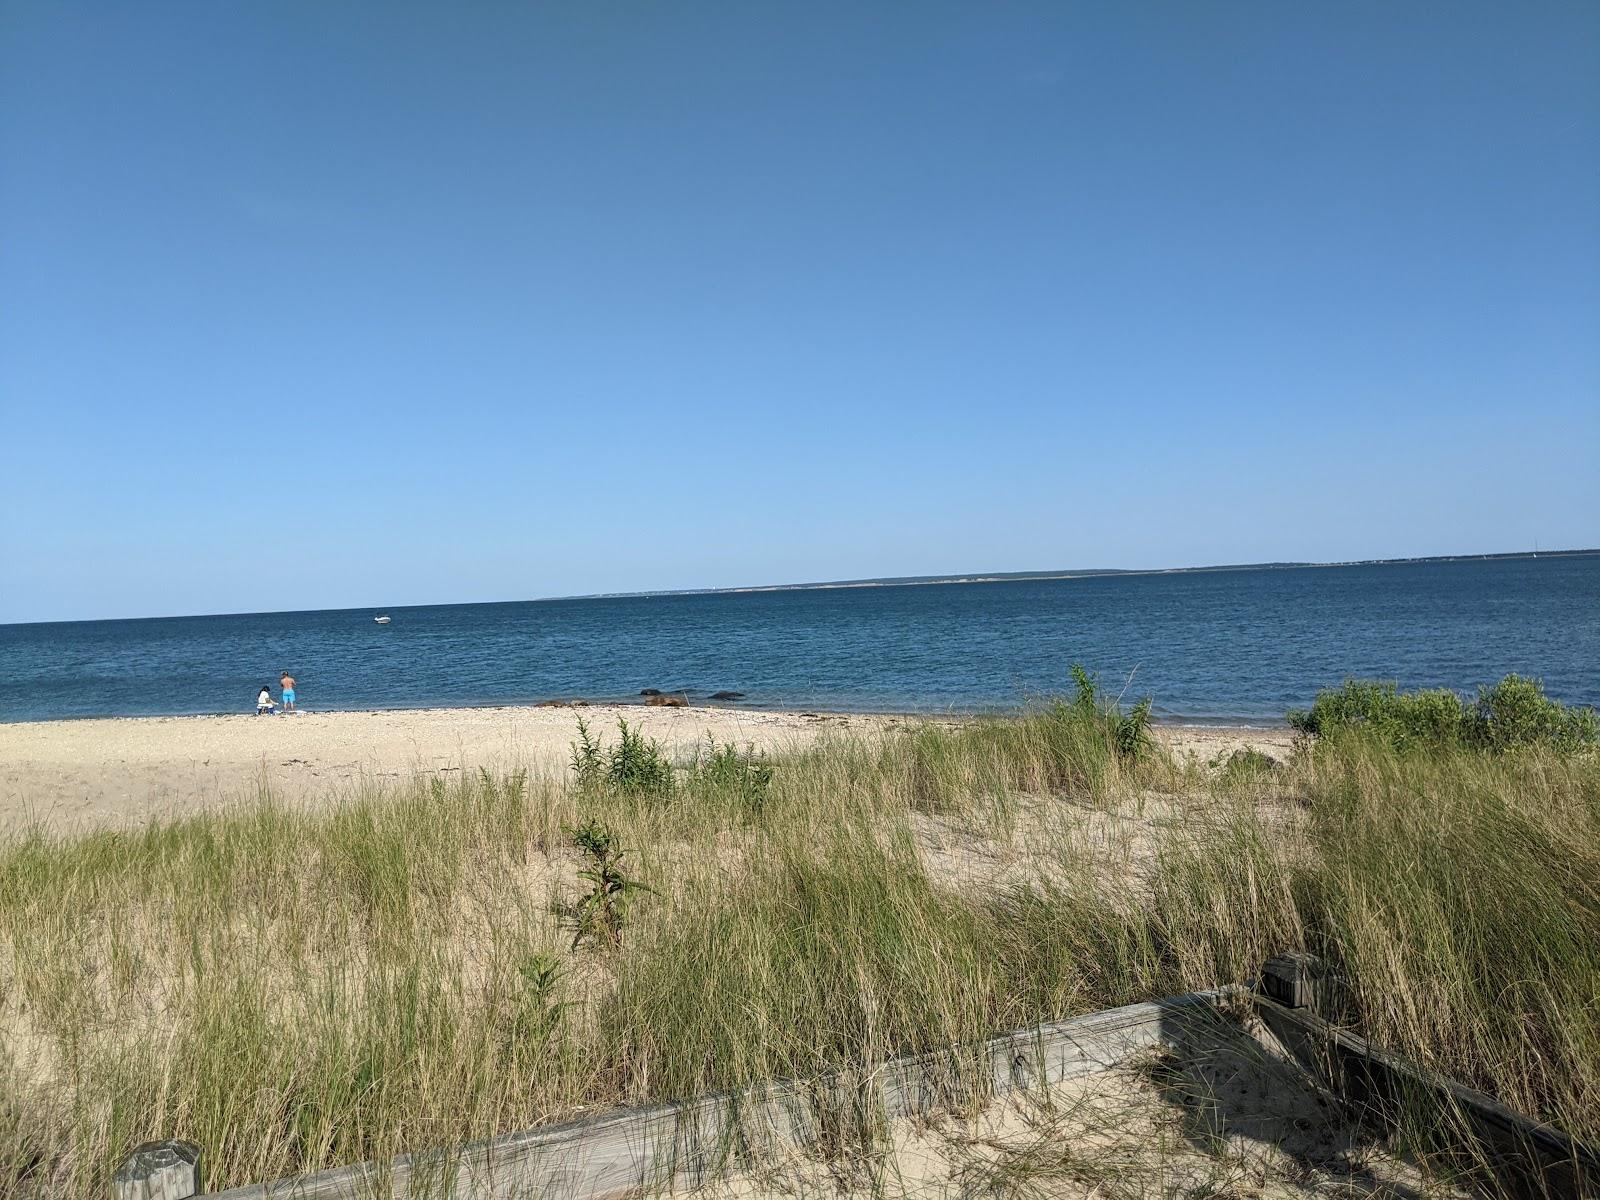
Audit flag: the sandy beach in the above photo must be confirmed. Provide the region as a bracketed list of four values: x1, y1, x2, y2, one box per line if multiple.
[0, 704, 1295, 836]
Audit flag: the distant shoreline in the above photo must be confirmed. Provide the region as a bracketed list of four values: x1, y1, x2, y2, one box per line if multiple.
[2, 547, 1593, 628]
[569, 547, 1599, 601]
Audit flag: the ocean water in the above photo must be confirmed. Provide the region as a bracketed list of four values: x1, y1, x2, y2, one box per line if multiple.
[1, 556, 1595, 724]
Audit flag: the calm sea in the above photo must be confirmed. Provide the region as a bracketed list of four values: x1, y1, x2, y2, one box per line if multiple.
[1, 556, 1595, 724]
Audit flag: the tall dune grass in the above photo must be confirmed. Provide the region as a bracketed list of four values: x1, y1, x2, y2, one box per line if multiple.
[0, 691, 1595, 1198]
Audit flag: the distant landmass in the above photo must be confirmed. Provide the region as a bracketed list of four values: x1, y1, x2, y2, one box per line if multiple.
[575, 548, 1598, 600]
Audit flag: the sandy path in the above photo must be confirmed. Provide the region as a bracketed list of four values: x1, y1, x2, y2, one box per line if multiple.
[0, 705, 1293, 836]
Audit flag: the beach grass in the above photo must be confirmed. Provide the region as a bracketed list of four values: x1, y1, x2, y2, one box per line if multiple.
[1, 684, 1596, 1198]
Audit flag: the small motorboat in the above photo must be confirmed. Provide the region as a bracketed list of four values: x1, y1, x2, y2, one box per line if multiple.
[374, 615, 392, 624]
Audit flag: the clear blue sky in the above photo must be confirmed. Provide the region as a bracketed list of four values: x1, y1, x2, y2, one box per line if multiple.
[2, 2, 1596, 623]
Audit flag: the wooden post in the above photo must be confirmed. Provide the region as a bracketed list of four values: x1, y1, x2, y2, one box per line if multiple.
[1260, 952, 1325, 1010]
[113, 1141, 202, 1200]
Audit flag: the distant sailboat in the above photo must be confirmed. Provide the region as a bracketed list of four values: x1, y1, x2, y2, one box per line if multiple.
[374, 615, 392, 624]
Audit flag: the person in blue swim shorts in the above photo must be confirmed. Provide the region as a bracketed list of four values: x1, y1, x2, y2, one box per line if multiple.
[280, 671, 297, 712]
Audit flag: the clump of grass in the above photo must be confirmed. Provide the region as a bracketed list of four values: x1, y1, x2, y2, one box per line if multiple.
[598, 817, 1152, 1102]
[1288, 674, 1597, 755]
[602, 825, 990, 1096]
[884, 669, 1176, 817]
[1297, 742, 1600, 1132]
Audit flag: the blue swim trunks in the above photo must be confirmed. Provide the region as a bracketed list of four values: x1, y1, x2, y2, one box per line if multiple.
[282, 689, 296, 704]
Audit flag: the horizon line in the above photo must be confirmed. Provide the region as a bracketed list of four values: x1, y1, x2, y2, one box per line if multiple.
[4, 546, 1595, 628]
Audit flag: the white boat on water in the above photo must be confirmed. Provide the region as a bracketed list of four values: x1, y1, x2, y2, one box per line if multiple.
[374, 615, 392, 624]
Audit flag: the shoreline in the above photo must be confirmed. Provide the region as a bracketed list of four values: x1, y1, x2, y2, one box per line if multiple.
[0, 703, 1295, 837]
[0, 700, 1294, 730]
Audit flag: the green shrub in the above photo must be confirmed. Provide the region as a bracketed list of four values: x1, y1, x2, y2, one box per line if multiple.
[1470, 674, 1600, 754]
[1288, 674, 1596, 755]
[1114, 697, 1153, 760]
[1287, 679, 1466, 750]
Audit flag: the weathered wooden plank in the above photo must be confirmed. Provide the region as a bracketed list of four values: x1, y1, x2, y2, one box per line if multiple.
[195, 988, 1237, 1200]
[1254, 996, 1600, 1200]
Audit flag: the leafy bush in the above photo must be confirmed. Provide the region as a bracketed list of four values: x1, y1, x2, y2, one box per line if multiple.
[1289, 675, 1596, 755]
[1287, 680, 1465, 750]
[1114, 697, 1153, 760]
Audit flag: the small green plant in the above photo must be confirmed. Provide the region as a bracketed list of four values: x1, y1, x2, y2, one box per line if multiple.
[570, 718, 605, 789]
[1070, 663, 1099, 716]
[1113, 697, 1153, 760]
[511, 951, 570, 1046]
[686, 736, 774, 811]
[609, 719, 675, 795]
[569, 718, 675, 796]
[564, 820, 654, 950]
[1067, 665, 1153, 761]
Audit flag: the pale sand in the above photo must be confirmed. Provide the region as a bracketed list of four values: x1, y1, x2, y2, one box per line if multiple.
[701, 1020, 1459, 1199]
[0, 705, 1295, 836]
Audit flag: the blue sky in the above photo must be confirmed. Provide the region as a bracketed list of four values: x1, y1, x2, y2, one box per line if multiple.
[2, 2, 1596, 623]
